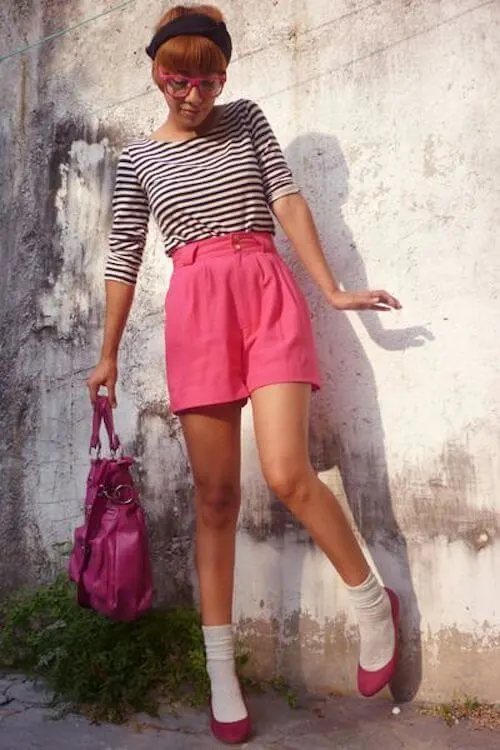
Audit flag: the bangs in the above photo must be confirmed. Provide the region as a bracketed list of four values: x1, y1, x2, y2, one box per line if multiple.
[156, 35, 227, 75]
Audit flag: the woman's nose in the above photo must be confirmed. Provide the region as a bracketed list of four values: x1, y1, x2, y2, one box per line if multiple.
[185, 84, 203, 105]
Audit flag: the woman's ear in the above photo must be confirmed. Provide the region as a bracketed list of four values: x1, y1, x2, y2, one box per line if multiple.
[152, 60, 162, 90]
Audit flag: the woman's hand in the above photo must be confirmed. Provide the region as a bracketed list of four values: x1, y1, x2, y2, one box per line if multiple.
[327, 289, 402, 312]
[86, 357, 118, 407]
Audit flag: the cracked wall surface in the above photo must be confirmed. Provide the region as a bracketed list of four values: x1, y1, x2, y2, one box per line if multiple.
[1, 0, 499, 701]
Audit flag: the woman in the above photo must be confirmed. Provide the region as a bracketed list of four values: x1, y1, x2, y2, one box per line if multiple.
[87, 4, 402, 744]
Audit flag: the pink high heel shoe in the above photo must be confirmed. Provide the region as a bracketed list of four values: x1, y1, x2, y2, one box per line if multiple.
[358, 587, 400, 697]
[209, 687, 252, 745]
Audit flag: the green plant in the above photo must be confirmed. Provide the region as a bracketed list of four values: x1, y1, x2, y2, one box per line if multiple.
[265, 675, 299, 709]
[0, 575, 209, 722]
[420, 695, 500, 730]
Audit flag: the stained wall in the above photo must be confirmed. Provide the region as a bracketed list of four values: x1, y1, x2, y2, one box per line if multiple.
[1, 0, 499, 701]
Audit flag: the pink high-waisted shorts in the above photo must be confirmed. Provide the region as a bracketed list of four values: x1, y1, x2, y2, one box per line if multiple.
[165, 231, 321, 413]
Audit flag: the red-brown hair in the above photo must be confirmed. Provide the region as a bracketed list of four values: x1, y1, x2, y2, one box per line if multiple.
[151, 5, 228, 88]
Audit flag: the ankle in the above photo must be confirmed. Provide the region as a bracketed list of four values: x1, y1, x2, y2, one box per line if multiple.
[202, 623, 235, 658]
[346, 570, 387, 611]
[202, 624, 247, 724]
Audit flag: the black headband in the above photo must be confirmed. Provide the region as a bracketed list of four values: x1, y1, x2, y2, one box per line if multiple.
[146, 13, 232, 63]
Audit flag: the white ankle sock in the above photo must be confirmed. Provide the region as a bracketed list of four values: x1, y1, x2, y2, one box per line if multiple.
[202, 624, 247, 723]
[346, 571, 395, 671]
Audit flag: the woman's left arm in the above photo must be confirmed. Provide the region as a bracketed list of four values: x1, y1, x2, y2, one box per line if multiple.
[272, 193, 401, 312]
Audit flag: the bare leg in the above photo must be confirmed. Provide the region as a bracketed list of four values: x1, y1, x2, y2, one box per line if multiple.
[179, 402, 248, 723]
[251, 383, 369, 585]
[251, 383, 395, 680]
[179, 402, 242, 625]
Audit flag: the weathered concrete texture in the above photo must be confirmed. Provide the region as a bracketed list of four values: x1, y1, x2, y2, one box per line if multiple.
[0, 675, 499, 750]
[1, 0, 500, 703]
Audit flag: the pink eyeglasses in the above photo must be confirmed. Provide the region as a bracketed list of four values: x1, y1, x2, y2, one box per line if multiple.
[157, 71, 227, 100]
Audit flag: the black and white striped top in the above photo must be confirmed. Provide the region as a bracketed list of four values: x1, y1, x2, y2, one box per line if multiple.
[104, 98, 300, 285]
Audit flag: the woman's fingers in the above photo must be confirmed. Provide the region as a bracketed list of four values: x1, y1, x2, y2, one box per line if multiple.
[106, 380, 117, 408]
[87, 377, 98, 404]
[328, 289, 402, 311]
[371, 290, 402, 309]
[86, 360, 118, 406]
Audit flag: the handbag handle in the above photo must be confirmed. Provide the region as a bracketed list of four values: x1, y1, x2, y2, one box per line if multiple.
[90, 395, 121, 455]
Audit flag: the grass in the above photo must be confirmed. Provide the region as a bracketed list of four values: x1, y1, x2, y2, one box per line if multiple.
[0, 575, 304, 723]
[240, 674, 299, 709]
[269, 676, 299, 709]
[0, 575, 209, 723]
[420, 695, 500, 730]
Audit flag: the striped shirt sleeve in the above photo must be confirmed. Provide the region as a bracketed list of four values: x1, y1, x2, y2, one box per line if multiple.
[104, 147, 150, 286]
[245, 99, 300, 205]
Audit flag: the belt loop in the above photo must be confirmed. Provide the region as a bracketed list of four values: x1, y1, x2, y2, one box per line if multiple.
[259, 232, 274, 253]
[189, 244, 199, 264]
[175, 243, 199, 267]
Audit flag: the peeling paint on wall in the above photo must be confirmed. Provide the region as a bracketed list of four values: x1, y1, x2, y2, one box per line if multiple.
[134, 401, 194, 607]
[1, 0, 500, 703]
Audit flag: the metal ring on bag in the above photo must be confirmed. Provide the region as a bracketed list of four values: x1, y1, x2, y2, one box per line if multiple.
[102, 484, 136, 505]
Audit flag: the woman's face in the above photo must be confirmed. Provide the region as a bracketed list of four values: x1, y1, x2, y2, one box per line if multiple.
[161, 69, 226, 129]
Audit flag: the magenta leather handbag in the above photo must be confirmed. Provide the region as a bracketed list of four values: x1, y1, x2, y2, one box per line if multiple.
[68, 395, 153, 621]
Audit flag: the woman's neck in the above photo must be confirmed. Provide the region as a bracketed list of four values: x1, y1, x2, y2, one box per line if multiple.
[153, 105, 223, 143]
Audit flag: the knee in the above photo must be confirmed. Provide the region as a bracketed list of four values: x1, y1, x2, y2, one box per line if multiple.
[264, 464, 315, 509]
[195, 480, 241, 530]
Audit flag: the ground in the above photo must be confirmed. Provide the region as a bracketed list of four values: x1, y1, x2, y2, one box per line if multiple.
[1, 673, 499, 749]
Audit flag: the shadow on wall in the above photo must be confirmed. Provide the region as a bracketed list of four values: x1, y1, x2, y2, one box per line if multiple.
[276, 133, 432, 701]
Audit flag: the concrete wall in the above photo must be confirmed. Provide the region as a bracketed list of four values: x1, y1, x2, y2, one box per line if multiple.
[1, 0, 499, 702]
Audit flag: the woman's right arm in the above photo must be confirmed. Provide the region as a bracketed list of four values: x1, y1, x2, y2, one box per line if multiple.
[87, 281, 135, 406]
[87, 146, 150, 406]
